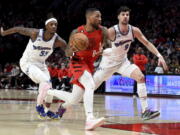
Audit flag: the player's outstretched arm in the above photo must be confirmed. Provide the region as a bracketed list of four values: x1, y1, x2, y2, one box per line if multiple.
[65, 29, 79, 57]
[0, 26, 38, 40]
[133, 26, 168, 71]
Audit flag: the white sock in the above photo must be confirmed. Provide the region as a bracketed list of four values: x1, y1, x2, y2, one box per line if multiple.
[83, 89, 94, 121]
[44, 107, 49, 113]
[79, 71, 95, 121]
[137, 83, 148, 113]
[139, 98, 148, 113]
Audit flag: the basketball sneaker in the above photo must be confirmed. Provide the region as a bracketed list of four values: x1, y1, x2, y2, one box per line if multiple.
[85, 117, 105, 131]
[36, 105, 47, 119]
[56, 105, 66, 118]
[141, 109, 160, 120]
[46, 110, 59, 120]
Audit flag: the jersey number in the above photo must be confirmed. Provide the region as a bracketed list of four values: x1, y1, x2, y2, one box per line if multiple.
[39, 51, 49, 56]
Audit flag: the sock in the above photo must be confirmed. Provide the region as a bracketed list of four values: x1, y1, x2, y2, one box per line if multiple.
[84, 89, 94, 121]
[44, 107, 49, 113]
[137, 83, 148, 113]
[87, 113, 94, 121]
[79, 71, 95, 121]
[139, 98, 148, 113]
[37, 82, 51, 105]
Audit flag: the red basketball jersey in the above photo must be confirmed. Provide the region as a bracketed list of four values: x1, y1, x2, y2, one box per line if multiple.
[75, 25, 103, 61]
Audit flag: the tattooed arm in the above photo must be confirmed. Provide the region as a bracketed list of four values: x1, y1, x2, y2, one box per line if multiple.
[0, 27, 38, 41]
[65, 29, 79, 57]
[101, 26, 111, 49]
[54, 35, 67, 50]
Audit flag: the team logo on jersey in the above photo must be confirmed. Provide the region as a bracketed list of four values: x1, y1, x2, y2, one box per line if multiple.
[114, 39, 132, 47]
[33, 45, 51, 50]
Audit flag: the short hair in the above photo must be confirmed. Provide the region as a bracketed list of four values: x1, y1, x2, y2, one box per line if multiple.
[85, 8, 100, 17]
[117, 6, 131, 15]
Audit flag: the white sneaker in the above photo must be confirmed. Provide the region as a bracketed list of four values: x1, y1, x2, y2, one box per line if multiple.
[85, 117, 105, 131]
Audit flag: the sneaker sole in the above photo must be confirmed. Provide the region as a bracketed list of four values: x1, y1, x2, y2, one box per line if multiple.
[51, 118, 60, 121]
[143, 112, 160, 120]
[37, 114, 47, 120]
[47, 116, 60, 120]
[85, 118, 105, 131]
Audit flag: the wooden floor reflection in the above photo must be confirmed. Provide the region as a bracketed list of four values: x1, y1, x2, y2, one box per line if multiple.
[0, 89, 180, 135]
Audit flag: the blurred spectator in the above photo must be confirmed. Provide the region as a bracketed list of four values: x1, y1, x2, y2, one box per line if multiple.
[48, 63, 59, 89]
[0, 0, 179, 90]
[58, 63, 72, 91]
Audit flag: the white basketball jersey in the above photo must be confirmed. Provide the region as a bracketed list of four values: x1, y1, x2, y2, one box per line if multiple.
[20, 29, 57, 63]
[103, 24, 134, 64]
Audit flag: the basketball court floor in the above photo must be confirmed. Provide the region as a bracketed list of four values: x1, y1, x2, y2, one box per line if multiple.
[0, 89, 180, 135]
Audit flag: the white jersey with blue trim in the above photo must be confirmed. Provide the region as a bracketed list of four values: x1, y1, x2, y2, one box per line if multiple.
[20, 29, 57, 63]
[103, 24, 134, 65]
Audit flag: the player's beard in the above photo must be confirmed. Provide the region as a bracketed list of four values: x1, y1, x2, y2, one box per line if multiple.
[121, 18, 129, 25]
[122, 21, 128, 25]
[92, 23, 99, 29]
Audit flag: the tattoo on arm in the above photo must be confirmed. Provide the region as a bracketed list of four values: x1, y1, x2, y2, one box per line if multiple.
[71, 29, 78, 35]
[102, 27, 111, 49]
[69, 29, 78, 39]
[55, 35, 67, 50]
[1, 27, 38, 39]
[63, 29, 78, 57]
[16, 27, 38, 37]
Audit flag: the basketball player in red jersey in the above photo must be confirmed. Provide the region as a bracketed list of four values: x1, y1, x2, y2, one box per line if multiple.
[48, 8, 110, 130]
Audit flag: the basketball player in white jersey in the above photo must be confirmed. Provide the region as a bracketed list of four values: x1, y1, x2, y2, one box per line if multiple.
[93, 6, 168, 120]
[0, 18, 67, 119]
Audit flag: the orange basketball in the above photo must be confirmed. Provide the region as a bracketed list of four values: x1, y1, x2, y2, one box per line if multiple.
[69, 33, 89, 51]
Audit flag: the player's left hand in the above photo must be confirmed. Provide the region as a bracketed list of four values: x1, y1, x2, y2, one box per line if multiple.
[158, 55, 168, 71]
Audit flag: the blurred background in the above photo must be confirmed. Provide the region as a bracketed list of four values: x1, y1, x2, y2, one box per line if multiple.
[0, 0, 179, 95]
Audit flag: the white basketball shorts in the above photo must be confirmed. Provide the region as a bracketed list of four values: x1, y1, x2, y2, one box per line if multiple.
[20, 59, 51, 84]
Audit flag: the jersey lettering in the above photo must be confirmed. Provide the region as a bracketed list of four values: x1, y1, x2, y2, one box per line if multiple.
[114, 39, 132, 47]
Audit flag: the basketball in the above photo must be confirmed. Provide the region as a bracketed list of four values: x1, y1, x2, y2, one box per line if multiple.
[69, 33, 89, 51]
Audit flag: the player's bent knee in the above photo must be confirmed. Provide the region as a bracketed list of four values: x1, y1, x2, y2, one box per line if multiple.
[139, 75, 145, 82]
[136, 75, 145, 83]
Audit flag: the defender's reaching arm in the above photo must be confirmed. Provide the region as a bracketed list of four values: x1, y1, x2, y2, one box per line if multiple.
[0, 27, 38, 41]
[133, 26, 168, 71]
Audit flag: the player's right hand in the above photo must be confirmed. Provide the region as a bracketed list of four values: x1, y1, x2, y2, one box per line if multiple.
[158, 55, 168, 72]
[0, 27, 4, 36]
